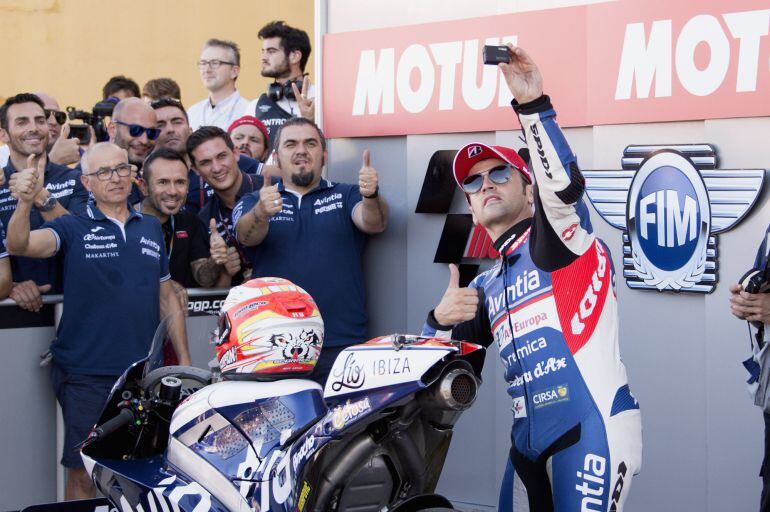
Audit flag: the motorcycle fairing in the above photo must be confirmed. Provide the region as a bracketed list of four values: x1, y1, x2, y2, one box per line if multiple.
[84, 452, 229, 512]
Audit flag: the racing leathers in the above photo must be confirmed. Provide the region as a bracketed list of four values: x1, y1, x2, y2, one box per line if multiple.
[422, 96, 642, 512]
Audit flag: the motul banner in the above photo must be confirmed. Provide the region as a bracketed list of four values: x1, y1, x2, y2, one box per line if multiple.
[322, 0, 770, 137]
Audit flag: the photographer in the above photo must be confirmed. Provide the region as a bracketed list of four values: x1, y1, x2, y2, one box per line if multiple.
[730, 223, 770, 511]
[247, 21, 315, 149]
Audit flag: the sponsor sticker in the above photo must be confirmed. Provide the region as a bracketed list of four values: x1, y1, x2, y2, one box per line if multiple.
[532, 384, 570, 409]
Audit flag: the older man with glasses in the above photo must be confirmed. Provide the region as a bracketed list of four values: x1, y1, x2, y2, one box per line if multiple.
[5, 141, 190, 501]
[187, 38, 250, 131]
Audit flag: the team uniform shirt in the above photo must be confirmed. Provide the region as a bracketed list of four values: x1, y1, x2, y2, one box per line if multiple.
[185, 155, 264, 214]
[162, 211, 210, 288]
[43, 203, 169, 376]
[187, 90, 249, 131]
[198, 171, 267, 285]
[248, 84, 316, 149]
[422, 97, 642, 511]
[0, 159, 88, 291]
[233, 179, 369, 348]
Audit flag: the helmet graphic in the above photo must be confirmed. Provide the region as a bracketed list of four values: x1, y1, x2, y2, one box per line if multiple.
[216, 277, 323, 379]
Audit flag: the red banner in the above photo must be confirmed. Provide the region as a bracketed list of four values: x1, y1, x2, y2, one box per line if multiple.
[322, 0, 770, 137]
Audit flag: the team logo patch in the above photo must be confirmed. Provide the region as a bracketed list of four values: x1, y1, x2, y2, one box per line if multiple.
[467, 145, 482, 158]
[584, 145, 764, 293]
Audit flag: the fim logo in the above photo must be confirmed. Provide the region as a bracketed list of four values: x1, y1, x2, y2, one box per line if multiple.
[584, 145, 764, 293]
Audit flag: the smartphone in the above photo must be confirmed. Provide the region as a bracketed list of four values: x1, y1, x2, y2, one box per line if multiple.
[69, 124, 91, 145]
[483, 45, 510, 65]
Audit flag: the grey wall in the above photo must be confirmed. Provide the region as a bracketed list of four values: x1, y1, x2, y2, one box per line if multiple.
[328, 117, 770, 511]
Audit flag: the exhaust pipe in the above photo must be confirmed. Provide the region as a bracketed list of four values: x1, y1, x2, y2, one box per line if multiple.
[431, 367, 478, 411]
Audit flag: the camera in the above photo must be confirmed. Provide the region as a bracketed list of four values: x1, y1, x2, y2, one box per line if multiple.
[740, 268, 769, 294]
[483, 45, 511, 65]
[66, 97, 119, 143]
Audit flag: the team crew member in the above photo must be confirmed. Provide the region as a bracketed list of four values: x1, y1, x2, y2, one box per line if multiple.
[188, 39, 249, 131]
[5, 142, 189, 500]
[228, 115, 271, 163]
[233, 117, 388, 384]
[730, 223, 770, 511]
[152, 99, 266, 213]
[137, 148, 232, 290]
[0, 221, 11, 300]
[0, 93, 88, 310]
[421, 45, 642, 511]
[248, 21, 315, 148]
[188, 126, 270, 286]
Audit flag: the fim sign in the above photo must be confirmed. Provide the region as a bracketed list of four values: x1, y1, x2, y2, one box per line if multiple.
[583, 145, 764, 293]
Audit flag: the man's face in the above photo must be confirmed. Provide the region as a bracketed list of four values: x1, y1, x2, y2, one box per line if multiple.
[155, 106, 191, 155]
[81, 145, 132, 205]
[144, 158, 189, 216]
[111, 104, 157, 166]
[276, 124, 325, 189]
[39, 96, 63, 149]
[191, 137, 240, 192]
[230, 124, 268, 161]
[465, 158, 533, 230]
[0, 102, 49, 159]
[261, 37, 291, 79]
[199, 45, 239, 93]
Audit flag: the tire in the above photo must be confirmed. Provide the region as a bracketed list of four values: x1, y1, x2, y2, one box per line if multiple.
[141, 365, 212, 399]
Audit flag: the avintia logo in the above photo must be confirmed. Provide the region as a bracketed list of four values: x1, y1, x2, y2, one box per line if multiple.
[584, 145, 764, 293]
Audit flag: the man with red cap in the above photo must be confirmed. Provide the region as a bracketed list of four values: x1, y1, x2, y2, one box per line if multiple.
[228, 115, 270, 163]
[421, 45, 642, 511]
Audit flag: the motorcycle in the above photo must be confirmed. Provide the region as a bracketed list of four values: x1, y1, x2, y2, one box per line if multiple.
[44, 314, 485, 512]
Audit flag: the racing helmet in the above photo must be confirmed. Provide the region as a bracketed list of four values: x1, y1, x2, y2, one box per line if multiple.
[215, 277, 324, 380]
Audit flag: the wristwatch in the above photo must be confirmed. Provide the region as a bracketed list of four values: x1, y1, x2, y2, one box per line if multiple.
[37, 193, 57, 212]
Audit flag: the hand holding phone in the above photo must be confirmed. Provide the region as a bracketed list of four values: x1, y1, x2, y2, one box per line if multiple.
[483, 45, 511, 65]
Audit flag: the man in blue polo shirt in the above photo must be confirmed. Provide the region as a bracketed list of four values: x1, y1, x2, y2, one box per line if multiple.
[233, 117, 388, 384]
[188, 126, 271, 286]
[0, 93, 88, 311]
[5, 142, 189, 500]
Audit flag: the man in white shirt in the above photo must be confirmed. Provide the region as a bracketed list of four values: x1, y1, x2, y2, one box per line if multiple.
[246, 21, 315, 149]
[187, 39, 249, 131]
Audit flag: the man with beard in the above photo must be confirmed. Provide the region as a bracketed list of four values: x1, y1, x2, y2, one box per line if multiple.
[152, 99, 271, 213]
[0, 93, 88, 311]
[228, 115, 270, 162]
[187, 126, 270, 286]
[138, 148, 236, 294]
[7, 142, 189, 500]
[188, 39, 249, 131]
[233, 117, 388, 384]
[248, 21, 315, 148]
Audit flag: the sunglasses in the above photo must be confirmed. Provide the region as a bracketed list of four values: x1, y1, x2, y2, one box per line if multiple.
[44, 109, 67, 125]
[461, 165, 513, 193]
[114, 120, 160, 140]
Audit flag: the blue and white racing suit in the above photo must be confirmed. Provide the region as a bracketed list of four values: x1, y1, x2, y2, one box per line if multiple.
[423, 96, 642, 512]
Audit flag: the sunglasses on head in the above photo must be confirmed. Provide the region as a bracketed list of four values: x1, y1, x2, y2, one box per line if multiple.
[461, 164, 514, 193]
[44, 109, 67, 125]
[114, 120, 160, 140]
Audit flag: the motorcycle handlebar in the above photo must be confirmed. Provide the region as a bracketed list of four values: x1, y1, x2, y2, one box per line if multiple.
[92, 407, 135, 440]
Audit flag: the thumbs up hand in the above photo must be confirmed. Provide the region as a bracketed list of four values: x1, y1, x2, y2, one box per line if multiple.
[10, 154, 45, 203]
[433, 264, 479, 326]
[208, 218, 228, 265]
[358, 149, 379, 199]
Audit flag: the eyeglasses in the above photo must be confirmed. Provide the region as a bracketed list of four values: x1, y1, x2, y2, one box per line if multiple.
[84, 163, 137, 181]
[461, 165, 514, 194]
[197, 59, 236, 70]
[45, 109, 67, 125]
[114, 120, 160, 140]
